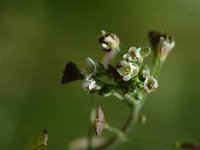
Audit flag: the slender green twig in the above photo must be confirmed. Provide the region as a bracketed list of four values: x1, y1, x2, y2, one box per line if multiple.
[104, 123, 126, 140]
[94, 56, 164, 150]
[88, 94, 96, 150]
[151, 58, 163, 78]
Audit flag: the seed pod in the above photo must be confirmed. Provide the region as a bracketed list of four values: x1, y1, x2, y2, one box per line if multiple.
[94, 106, 105, 136]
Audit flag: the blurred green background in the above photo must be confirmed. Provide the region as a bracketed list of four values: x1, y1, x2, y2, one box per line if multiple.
[0, 0, 200, 149]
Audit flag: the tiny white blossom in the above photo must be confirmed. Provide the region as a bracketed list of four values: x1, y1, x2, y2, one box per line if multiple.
[116, 60, 139, 81]
[82, 78, 101, 91]
[158, 37, 175, 61]
[81, 57, 96, 78]
[123, 47, 142, 62]
[144, 76, 158, 93]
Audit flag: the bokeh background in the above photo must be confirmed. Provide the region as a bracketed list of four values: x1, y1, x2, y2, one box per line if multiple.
[0, 0, 200, 149]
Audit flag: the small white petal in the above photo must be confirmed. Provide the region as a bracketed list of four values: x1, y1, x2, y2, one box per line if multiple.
[128, 47, 137, 53]
[102, 43, 109, 49]
[82, 78, 100, 91]
[104, 36, 115, 43]
[170, 41, 175, 49]
[120, 60, 128, 66]
[116, 68, 124, 76]
[86, 57, 95, 66]
[89, 80, 96, 90]
[123, 53, 130, 60]
[123, 73, 132, 81]
[101, 30, 106, 36]
[131, 64, 139, 76]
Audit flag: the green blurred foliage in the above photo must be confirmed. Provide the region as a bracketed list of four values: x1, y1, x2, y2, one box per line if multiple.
[0, 0, 200, 149]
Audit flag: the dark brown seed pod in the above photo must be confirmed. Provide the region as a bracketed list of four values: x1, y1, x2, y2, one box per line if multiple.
[94, 106, 105, 136]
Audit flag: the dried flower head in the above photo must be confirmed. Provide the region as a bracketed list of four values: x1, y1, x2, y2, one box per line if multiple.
[98, 30, 120, 52]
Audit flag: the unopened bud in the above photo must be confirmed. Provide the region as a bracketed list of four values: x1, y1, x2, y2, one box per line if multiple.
[148, 31, 175, 61]
[94, 106, 105, 136]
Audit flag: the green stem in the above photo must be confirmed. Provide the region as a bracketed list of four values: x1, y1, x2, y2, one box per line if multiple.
[88, 94, 96, 150]
[151, 58, 163, 78]
[105, 123, 126, 141]
[94, 58, 164, 150]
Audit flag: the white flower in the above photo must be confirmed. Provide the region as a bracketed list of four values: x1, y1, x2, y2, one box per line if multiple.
[99, 30, 120, 51]
[81, 57, 96, 78]
[82, 78, 101, 91]
[123, 47, 142, 62]
[158, 37, 175, 61]
[116, 60, 139, 81]
[144, 76, 158, 93]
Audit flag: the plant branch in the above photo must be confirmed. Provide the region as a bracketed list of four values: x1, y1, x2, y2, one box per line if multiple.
[88, 94, 96, 150]
[93, 57, 163, 150]
[151, 58, 163, 78]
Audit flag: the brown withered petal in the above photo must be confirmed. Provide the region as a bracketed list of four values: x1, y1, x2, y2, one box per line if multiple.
[94, 106, 105, 136]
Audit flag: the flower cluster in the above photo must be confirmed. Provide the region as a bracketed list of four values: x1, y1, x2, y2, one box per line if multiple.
[61, 30, 175, 141]
[62, 30, 175, 99]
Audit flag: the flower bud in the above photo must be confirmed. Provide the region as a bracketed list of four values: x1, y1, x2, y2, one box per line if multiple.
[98, 30, 120, 52]
[148, 31, 175, 61]
[158, 36, 175, 61]
[134, 92, 143, 100]
[94, 106, 105, 136]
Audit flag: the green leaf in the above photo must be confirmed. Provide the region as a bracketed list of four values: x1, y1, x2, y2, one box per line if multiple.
[24, 129, 48, 150]
[140, 47, 151, 57]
